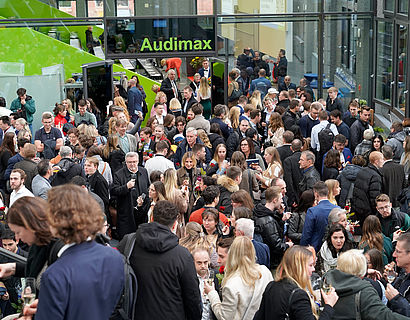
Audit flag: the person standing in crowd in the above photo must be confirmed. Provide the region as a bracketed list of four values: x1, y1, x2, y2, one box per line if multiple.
[9, 169, 34, 207]
[210, 104, 232, 140]
[34, 112, 63, 159]
[298, 150, 320, 194]
[381, 145, 405, 208]
[74, 99, 97, 127]
[174, 127, 210, 169]
[350, 105, 372, 153]
[182, 86, 197, 117]
[144, 140, 174, 178]
[343, 99, 360, 127]
[115, 118, 138, 154]
[299, 101, 320, 138]
[127, 79, 143, 124]
[111, 152, 150, 239]
[197, 77, 212, 120]
[326, 87, 343, 112]
[254, 186, 293, 268]
[186, 103, 210, 134]
[330, 109, 351, 142]
[198, 58, 211, 79]
[204, 236, 273, 320]
[310, 110, 338, 153]
[278, 75, 296, 93]
[84, 156, 109, 210]
[300, 181, 339, 252]
[160, 69, 180, 108]
[386, 121, 406, 163]
[119, 200, 202, 320]
[226, 119, 249, 159]
[10, 88, 36, 133]
[250, 69, 271, 99]
[351, 151, 384, 226]
[31, 159, 53, 200]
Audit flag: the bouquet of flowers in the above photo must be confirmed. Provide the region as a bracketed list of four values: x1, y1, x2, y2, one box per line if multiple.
[190, 57, 205, 70]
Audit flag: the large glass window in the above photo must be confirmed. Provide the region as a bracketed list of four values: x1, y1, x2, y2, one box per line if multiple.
[399, 0, 409, 14]
[385, 0, 394, 12]
[326, 0, 372, 12]
[57, 1, 77, 16]
[397, 25, 408, 113]
[87, 0, 104, 17]
[375, 21, 393, 103]
[218, 0, 319, 14]
[116, 0, 135, 16]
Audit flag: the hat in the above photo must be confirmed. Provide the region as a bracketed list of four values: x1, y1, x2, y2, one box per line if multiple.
[173, 134, 185, 144]
[363, 129, 374, 140]
[268, 88, 278, 94]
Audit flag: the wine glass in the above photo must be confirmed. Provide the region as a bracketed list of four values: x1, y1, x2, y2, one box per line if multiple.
[387, 265, 396, 284]
[322, 275, 332, 294]
[206, 269, 215, 287]
[22, 278, 36, 306]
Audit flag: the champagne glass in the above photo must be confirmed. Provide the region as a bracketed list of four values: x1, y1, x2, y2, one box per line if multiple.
[387, 265, 396, 284]
[206, 269, 215, 287]
[322, 275, 332, 294]
[22, 278, 36, 306]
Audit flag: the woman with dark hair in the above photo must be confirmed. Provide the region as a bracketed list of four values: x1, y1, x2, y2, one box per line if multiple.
[359, 215, 393, 266]
[267, 112, 284, 148]
[207, 144, 228, 176]
[86, 98, 101, 126]
[208, 123, 225, 156]
[147, 181, 167, 222]
[287, 190, 315, 244]
[230, 151, 260, 198]
[239, 137, 265, 170]
[230, 190, 254, 211]
[323, 149, 342, 180]
[163, 114, 176, 141]
[0, 132, 16, 190]
[53, 103, 68, 130]
[372, 134, 385, 152]
[101, 134, 125, 173]
[0, 197, 55, 282]
[202, 208, 223, 237]
[316, 223, 354, 275]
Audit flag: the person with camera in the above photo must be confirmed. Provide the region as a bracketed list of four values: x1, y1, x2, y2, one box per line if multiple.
[10, 88, 36, 134]
[111, 152, 150, 240]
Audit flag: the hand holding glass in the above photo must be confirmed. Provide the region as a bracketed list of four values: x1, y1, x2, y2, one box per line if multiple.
[22, 278, 36, 306]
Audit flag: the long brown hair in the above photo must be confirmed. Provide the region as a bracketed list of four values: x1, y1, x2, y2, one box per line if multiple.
[359, 215, 384, 252]
[269, 112, 284, 132]
[8, 197, 52, 245]
[0, 132, 16, 156]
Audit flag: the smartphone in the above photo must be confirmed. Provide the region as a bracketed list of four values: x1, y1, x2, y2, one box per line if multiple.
[246, 159, 259, 167]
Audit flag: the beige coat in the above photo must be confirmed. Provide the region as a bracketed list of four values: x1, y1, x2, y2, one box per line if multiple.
[208, 264, 273, 320]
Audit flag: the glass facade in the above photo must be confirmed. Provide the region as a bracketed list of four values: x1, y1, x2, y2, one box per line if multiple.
[376, 21, 393, 103]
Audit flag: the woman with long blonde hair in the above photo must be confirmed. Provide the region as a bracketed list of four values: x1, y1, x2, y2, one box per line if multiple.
[150, 91, 168, 117]
[254, 245, 338, 320]
[204, 236, 273, 320]
[267, 112, 285, 148]
[198, 77, 212, 119]
[250, 90, 262, 110]
[255, 146, 283, 187]
[229, 106, 240, 130]
[325, 179, 340, 205]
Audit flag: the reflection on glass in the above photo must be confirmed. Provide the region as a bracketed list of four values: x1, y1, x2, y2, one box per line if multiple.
[87, 0, 104, 17]
[117, 0, 135, 16]
[385, 0, 394, 11]
[219, 0, 319, 14]
[326, 0, 372, 12]
[397, 25, 407, 113]
[376, 22, 393, 103]
[399, 0, 409, 14]
[57, 1, 77, 16]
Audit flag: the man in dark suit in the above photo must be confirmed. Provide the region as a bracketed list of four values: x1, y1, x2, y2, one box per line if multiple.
[84, 156, 109, 211]
[198, 58, 211, 79]
[381, 145, 405, 208]
[300, 181, 339, 252]
[128, 79, 143, 123]
[283, 139, 303, 207]
[278, 75, 297, 93]
[111, 152, 150, 239]
[160, 69, 181, 107]
[182, 86, 197, 117]
[276, 130, 294, 164]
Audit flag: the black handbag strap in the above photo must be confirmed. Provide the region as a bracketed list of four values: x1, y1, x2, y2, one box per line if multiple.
[285, 288, 299, 319]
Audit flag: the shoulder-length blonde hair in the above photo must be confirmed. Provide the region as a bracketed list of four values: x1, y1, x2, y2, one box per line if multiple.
[275, 245, 318, 319]
[155, 91, 167, 104]
[223, 236, 261, 287]
[213, 144, 227, 163]
[182, 151, 197, 169]
[250, 90, 262, 110]
[47, 185, 104, 244]
[229, 107, 240, 130]
[163, 168, 179, 201]
[325, 179, 339, 204]
[114, 96, 127, 109]
[265, 146, 283, 177]
[197, 129, 212, 149]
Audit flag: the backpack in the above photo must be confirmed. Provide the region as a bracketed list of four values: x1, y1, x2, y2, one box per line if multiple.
[110, 233, 138, 320]
[228, 82, 242, 102]
[318, 123, 335, 154]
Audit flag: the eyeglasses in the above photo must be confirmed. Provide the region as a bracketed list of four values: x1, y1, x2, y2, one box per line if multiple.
[376, 205, 390, 211]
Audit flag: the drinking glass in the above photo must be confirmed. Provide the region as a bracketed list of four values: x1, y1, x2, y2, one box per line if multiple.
[322, 275, 332, 294]
[206, 269, 215, 287]
[22, 278, 36, 306]
[387, 265, 396, 284]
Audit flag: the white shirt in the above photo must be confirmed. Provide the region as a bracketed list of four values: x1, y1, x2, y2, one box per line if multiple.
[197, 274, 212, 320]
[311, 120, 339, 152]
[10, 186, 34, 207]
[144, 154, 174, 180]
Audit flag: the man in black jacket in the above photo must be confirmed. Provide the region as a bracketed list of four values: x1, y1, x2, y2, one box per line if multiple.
[52, 146, 82, 186]
[111, 152, 150, 239]
[276, 130, 294, 164]
[226, 119, 249, 159]
[298, 150, 320, 194]
[350, 105, 371, 153]
[84, 157, 109, 210]
[351, 151, 384, 226]
[118, 200, 202, 320]
[254, 186, 293, 268]
[381, 145, 405, 208]
[283, 139, 303, 207]
[160, 69, 181, 107]
[282, 99, 299, 130]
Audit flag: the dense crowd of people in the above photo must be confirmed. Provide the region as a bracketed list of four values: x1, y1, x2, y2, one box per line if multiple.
[0, 51, 409, 319]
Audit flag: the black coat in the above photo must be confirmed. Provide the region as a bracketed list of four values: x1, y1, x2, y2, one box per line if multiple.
[111, 166, 150, 239]
[283, 151, 302, 207]
[118, 223, 202, 320]
[226, 129, 243, 159]
[208, 133, 225, 157]
[254, 279, 334, 320]
[107, 149, 126, 174]
[381, 160, 405, 207]
[351, 164, 383, 225]
[350, 119, 369, 153]
[322, 166, 339, 181]
[337, 164, 362, 207]
[277, 144, 293, 164]
[253, 203, 288, 268]
[299, 166, 320, 194]
[51, 158, 83, 186]
[160, 78, 181, 106]
[87, 170, 109, 209]
[326, 97, 343, 113]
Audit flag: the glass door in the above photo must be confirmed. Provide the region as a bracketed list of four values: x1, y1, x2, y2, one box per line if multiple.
[396, 25, 408, 114]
